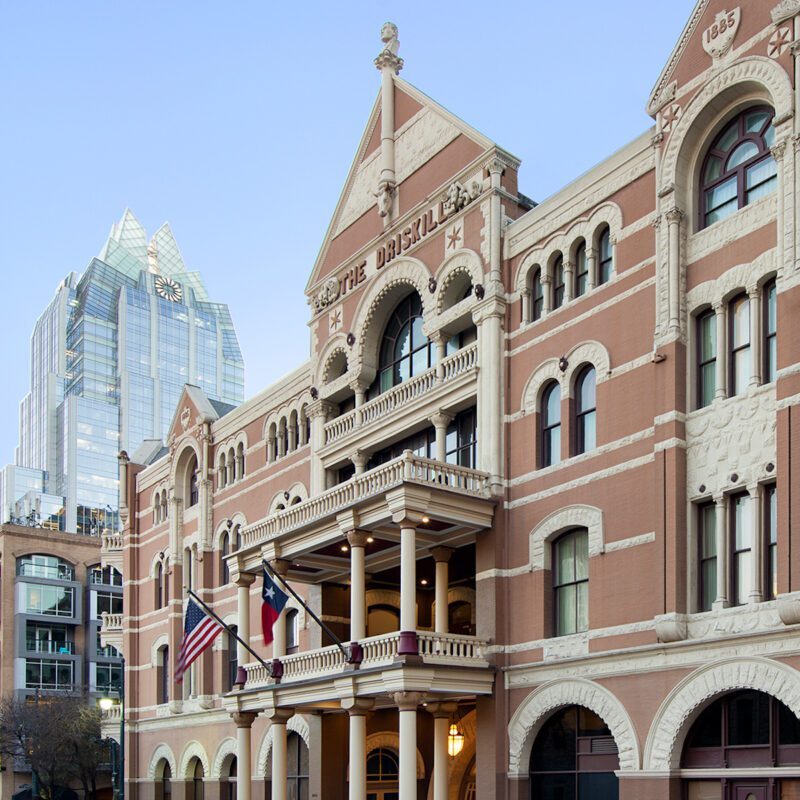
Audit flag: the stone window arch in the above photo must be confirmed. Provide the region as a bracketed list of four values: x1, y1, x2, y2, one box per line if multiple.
[529, 505, 604, 572]
[256, 715, 311, 777]
[172, 444, 200, 508]
[148, 744, 177, 781]
[433, 249, 483, 314]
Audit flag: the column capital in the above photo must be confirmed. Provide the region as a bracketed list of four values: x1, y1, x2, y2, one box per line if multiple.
[264, 707, 294, 724]
[665, 206, 685, 224]
[341, 697, 375, 715]
[747, 283, 761, 299]
[347, 530, 370, 548]
[350, 450, 369, 471]
[431, 546, 454, 564]
[425, 701, 457, 719]
[270, 559, 291, 577]
[234, 572, 256, 589]
[712, 298, 725, 313]
[232, 711, 257, 728]
[713, 493, 726, 506]
[430, 410, 454, 429]
[393, 691, 424, 711]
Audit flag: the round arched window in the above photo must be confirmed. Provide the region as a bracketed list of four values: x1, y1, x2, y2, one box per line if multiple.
[373, 293, 432, 395]
[700, 106, 777, 229]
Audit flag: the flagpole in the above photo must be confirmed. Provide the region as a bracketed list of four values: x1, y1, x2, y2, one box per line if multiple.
[186, 587, 273, 674]
[262, 560, 353, 659]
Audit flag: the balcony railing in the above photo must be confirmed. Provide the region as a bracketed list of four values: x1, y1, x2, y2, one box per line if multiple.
[26, 640, 74, 655]
[241, 452, 491, 549]
[101, 532, 123, 553]
[323, 342, 478, 446]
[17, 563, 75, 581]
[241, 630, 488, 688]
[100, 613, 123, 632]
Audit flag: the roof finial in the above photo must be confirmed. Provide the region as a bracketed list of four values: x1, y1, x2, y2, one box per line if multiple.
[374, 22, 403, 74]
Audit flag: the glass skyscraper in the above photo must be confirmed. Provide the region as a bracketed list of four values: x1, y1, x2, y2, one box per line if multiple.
[1, 210, 244, 533]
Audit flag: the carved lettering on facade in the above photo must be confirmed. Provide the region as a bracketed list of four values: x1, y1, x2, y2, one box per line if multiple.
[702, 8, 741, 59]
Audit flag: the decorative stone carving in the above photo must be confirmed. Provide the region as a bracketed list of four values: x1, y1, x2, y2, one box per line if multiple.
[768, 26, 793, 58]
[313, 277, 341, 314]
[507, 678, 640, 775]
[375, 180, 395, 218]
[442, 180, 481, 218]
[772, 0, 800, 24]
[655, 612, 688, 643]
[374, 22, 403, 73]
[180, 406, 191, 431]
[645, 657, 800, 770]
[777, 591, 800, 625]
[701, 8, 741, 59]
[661, 103, 682, 134]
[147, 744, 178, 780]
[178, 741, 211, 779]
[256, 715, 311, 776]
[529, 505, 604, 572]
[543, 633, 589, 661]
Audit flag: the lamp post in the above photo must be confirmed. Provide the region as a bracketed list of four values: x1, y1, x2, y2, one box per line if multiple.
[99, 656, 125, 800]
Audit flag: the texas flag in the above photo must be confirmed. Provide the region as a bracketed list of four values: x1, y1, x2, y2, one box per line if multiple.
[262, 567, 289, 645]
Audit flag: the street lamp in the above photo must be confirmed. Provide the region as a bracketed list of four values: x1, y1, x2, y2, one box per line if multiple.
[100, 656, 125, 800]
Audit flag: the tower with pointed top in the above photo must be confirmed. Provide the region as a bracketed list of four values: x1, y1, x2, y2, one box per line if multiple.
[1, 210, 244, 533]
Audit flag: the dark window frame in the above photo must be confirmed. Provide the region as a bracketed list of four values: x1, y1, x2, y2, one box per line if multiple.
[575, 242, 588, 298]
[598, 227, 613, 285]
[531, 268, 544, 322]
[763, 278, 777, 384]
[698, 501, 717, 612]
[552, 529, 589, 637]
[552, 256, 565, 309]
[540, 381, 561, 469]
[574, 366, 597, 456]
[728, 292, 751, 397]
[764, 484, 777, 601]
[730, 492, 753, 607]
[696, 309, 717, 409]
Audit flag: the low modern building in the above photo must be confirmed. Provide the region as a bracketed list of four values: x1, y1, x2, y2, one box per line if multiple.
[0, 523, 123, 798]
[1, 210, 245, 534]
[107, 2, 800, 799]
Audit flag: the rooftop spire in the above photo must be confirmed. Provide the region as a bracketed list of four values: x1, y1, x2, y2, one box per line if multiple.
[374, 23, 402, 220]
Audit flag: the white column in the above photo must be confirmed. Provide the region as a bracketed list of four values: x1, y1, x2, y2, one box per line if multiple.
[432, 333, 448, 381]
[427, 703, 456, 800]
[563, 259, 574, 303]
[714, 301, 727, 401]
[713, 495, 728, 609]
[666, 207, 683, 333]
[541, 275, 552, 315]
[342, 698, 372, 800]
[269, 711, 292, 800]
[348, 531, 368, 641]
[398, 524, 417, 654]
[352, 380, 367, 427]
[430, 412, 453, 462]
[487, 160, 504, 283]
[308, 400, 334, 496]
[351, 451, 368, 476]
[235, 574, 255, 666]
[431, 547, 453, 633]
[586, 247, 598, 291]
[748, 285, 762, 387]
[749, 486, 763, 604]
[394, 693, 422, 800]
[233, 712, 256, 800]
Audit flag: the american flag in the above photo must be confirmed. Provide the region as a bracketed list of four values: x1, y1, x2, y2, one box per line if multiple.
[175, 598, 223, 683]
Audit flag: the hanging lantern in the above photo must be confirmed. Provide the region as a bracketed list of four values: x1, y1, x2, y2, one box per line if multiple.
[447, 722, 465, 757]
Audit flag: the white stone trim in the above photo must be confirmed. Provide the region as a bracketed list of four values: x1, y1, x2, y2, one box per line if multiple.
[604, 532, 656, 553]
[433, 249, 484, 313]
[256, 715, 311, 776]
[178, 740, 211, 778]
[507, 678, 640, 776]
[147, 743, 178, 780]
[150, 634, 169, 666]
[530, 505, 604, 571]
[645, 657, 800, 771]
[366, 588, 401, 609]
[211, 737, 238, 779]
[316, 333, 350, 386]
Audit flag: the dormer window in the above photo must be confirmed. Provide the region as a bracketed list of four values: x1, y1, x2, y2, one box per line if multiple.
[700, 106, 777, 229]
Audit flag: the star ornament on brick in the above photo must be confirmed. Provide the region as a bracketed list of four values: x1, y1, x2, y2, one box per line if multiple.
[661, 103, 682, 134]
[768, 27, 792, 59]
[447, 225, 462, 250]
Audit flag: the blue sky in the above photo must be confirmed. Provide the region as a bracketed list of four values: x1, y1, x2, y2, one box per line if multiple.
[0, 1, 695, 465]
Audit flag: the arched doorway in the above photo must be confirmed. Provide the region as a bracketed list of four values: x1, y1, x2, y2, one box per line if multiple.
[681, 690, 800, 799]
[459, 757, 476, 800]
[154, 760, 172, 800]
[264, 732, 309, 799]
[187, 757, 204, 800]
[220, 755, 237, 800]
[529, 706, 619, 799]
[366, 746, 400, 799]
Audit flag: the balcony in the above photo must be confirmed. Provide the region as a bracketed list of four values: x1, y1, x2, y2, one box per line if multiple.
[321, 342, 478, 455]
[101, 531, 123, 573]
[234, 630, 494, 710]
[26, 639, 74, 655]
[17, 563, 75, 581]
[238, 452, 494, 581]
[100, 612, 123, 654]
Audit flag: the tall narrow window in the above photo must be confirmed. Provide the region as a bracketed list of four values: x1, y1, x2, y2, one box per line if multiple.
[236, 443, 245, 478]
[729, 293, 751, 396]
[286, 609, 299, 654]
[445, 407, 477, 469]
[697, 309, 717, 408]
[700, 106, 777, 229]
[189, 465, 199, 507]
[531, 268, 544, 322]
[552, 256, 565, 309]
[575, 366, 597, 455]
[157, 645, 169, 704]
[575, 243, 588, 297]
[227, 626, 238, 691]
[698, 502, 717, 612]
[765, 484, 777, 600]
[220, 532, 230, 584]
[540, 382, 561, 468]
[155, 562, 164, 610]
[598, 227, 613, 285]
[763, 278, 777, 383]
[731, 493, 753, 606]
[553, 529, 589, 636]
[218, 455, 227, 489]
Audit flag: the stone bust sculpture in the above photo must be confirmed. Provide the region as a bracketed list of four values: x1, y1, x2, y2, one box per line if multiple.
[380, 22, 399, 56]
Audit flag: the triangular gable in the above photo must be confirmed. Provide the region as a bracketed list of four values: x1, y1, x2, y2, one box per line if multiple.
[306, 77, 499, 293]
[166, 384, 220, 442]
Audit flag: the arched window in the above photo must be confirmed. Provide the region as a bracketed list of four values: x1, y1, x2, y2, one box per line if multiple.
[530, 267, 544, 322]
[157, 644, 169, 704]
[700, 106, 777, 229]
[373, 293, 432, 395]
[729, 292, 751, 396]
[220, 531, 230, 585]
[156, 762, 172, 800]
[367, 747, 400, 797]
[161, 493, 168, 522]
[681, 690, 800, 798]
[575, 242, 588, 297]
[218, 454, 227, 490]
[552, 256, 565, 310]
[228, 448, 236, 484]
[221, 757, 236, 800]
[300, 405, 310, 446]
[236, 442, 245, 478]
[186, 453, 199, 507]
[154, 491, 161, 523]
[598, 227, 613, 285]
[227, 625, 238, 691]
[530, 706, 619, 799]
[265, 734, 309, 800]
[540, 382, 561, 468]
[553, 528, 589, 636]
[574, 366, 597, 455]
[696, 308, 717, 408]
[155, 562, 165, 610]
[184, 549, 193, 592]
[189, 758, 204, 800]
[267, 422, 277, 463]
[285, 609, 299, 654]
[764, 278, 777, 383]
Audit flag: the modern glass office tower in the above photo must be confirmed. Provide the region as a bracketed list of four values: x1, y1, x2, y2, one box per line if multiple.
[2, 210, 244, 533]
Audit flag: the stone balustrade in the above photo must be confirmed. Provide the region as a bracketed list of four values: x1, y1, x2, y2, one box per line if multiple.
[101, 532, 123, 552]
[101, 612, 123, 632]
